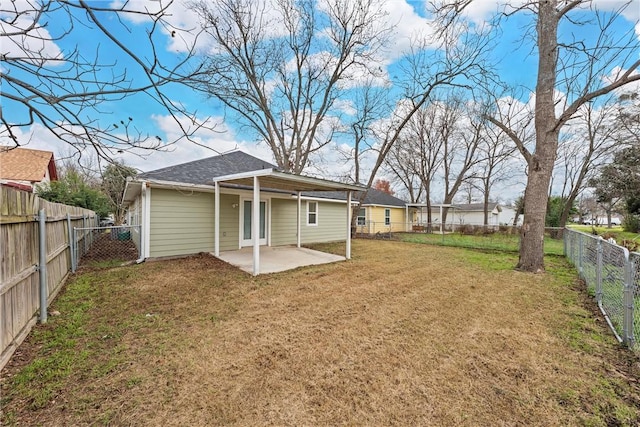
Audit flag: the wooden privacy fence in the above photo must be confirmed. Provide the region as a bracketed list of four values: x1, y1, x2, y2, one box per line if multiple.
[0, 185, 97, 370]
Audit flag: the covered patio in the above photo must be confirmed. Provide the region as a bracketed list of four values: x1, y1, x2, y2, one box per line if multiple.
[217, 246, 345, 274]
[212, 168, 365, 275]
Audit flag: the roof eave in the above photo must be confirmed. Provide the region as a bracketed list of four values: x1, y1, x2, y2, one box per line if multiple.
[213, 169, 365, 192]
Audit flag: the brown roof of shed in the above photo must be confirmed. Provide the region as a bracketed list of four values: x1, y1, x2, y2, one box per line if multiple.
[0, 146, 57, 182]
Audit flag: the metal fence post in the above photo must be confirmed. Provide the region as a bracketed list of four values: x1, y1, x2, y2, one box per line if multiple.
[578, 234, 583, 275]
[623, 255, 635, 349]
[72, 226, 77, 273]
[82, 214, 86, 255]
[596, 238, 603, 304]
[38, 209, 48, 324]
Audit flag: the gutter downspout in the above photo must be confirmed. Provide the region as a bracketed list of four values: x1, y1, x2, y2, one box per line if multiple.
[136, 182, 149, 263]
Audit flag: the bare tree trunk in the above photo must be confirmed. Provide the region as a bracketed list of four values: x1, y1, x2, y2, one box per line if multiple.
[483, 190, 490, 226]
[517, 0, 558, 272]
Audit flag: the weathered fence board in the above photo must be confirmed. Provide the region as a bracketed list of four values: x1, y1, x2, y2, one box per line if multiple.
[0, 185, 96, 370]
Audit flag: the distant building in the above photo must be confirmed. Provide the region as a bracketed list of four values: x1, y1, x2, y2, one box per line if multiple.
[412, 202, 523, 226]
[0, 146, 58, 192]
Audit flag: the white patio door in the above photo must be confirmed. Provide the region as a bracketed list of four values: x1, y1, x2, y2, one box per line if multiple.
[241, 199, 267, 246]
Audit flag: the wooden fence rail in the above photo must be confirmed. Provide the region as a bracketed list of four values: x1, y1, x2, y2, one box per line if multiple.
[0, 185, 96, 370]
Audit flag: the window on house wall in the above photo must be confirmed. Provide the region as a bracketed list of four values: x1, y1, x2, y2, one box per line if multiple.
[385, 208, 391, 225]
[357, 208, 366, 226]
[307, 201, 318, 225]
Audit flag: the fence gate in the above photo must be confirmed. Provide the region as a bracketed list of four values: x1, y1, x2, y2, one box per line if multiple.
[73, 225, 142, 270]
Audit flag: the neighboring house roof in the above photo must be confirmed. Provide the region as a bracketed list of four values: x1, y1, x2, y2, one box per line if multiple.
[305, 188, 408, 207]
[360, 188, 407, 207]
[138, 150, 278, 185]
[0, 146, 58, 182]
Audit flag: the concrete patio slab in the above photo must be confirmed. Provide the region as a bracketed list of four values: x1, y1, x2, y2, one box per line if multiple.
[216, 246, 345, 274]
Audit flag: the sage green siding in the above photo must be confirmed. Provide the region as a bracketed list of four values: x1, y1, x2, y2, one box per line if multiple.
[149, 188, 215, 257]
[219, 193, 240, 251]
[269, 198, 347, 245]
[270, 198, 298, 246]
[148, 189, 343, 257]
[301, 201, 347, 243]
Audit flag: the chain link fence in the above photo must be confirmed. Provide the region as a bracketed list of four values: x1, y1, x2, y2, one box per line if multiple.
[564, 228, 639, 350]
[632, 252, 640, 349]
[73, 225, 141, 269]
[361, 221, 564, 255]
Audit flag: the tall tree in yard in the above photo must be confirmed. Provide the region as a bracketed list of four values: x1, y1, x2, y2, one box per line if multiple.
[444, 0, 640, 272]
[187, 0, 392, 173]
[102, 163, 137, 225]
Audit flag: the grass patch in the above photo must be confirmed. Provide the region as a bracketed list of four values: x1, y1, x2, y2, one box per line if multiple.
[397, 231, 564, 255]
[568, 224, 640, 242]
[1, 241, 639, 426]
[3, 275, 96, 410]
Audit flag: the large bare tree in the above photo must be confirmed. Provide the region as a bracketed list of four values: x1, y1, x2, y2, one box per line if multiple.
[450, 0, 640, 272]
[1, 0, 209, 160]
[188, 0, 392, 173]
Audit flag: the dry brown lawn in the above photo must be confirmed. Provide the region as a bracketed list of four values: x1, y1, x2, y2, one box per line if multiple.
[2, 240, 639, 426]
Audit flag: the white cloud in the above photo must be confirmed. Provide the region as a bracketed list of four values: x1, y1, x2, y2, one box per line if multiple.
[118, 114, 276, 172]
[593, 0, 640, 22]
[440, 0, 638, 30]
[602, 66, 640, 96]
[114, 0, 438, 77]
[332, 99, 357, 116]
[0, 2, 63, 65]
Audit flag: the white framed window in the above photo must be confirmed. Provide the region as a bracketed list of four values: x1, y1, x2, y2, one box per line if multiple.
[384, 208, 391, 226]
[307, 201, 318, 225]
[357, 208, 366, 226]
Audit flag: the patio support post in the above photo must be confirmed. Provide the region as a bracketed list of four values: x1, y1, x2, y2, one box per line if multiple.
[346, 191, 352, 260]
[253, 176, 260, 276]
[214, 181, 220, 257]
[405, 206, 409, 232]
[297, 191, 301, 248]
[142, 182, 151, 259]
[439, 205, 443, 235]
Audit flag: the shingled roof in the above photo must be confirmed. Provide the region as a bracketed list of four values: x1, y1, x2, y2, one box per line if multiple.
[0, 146, 58, 182]
[138, 150, 279, 185]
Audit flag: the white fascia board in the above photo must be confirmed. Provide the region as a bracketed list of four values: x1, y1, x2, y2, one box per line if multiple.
[213, 168, 365, 192]
[140, 178, 216, 192]
[212, 168, 275, 183]
[363, 204, 408, 209]
[269, 170, 365, 191]
[295, 195, 348, 204]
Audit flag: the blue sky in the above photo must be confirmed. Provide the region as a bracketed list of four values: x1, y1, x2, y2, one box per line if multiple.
[2, 0, 639, 203]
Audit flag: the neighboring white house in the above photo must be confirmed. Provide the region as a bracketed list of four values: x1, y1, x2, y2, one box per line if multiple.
[412, 202, 523, 226]
[499, 205, 524, 226]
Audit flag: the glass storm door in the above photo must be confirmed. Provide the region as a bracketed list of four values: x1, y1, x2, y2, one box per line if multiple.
[242, 200, 267, 246]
